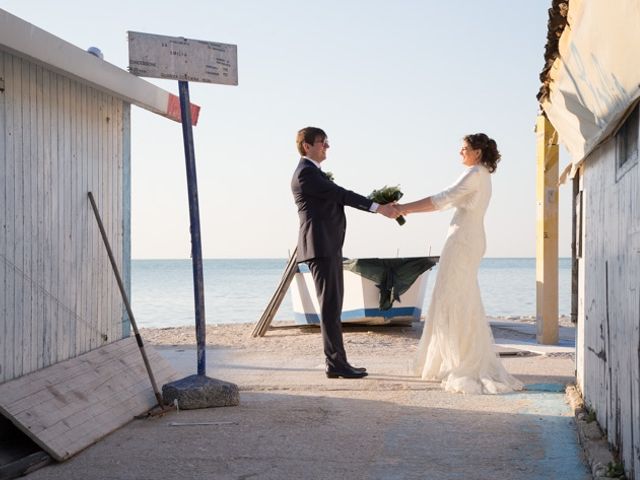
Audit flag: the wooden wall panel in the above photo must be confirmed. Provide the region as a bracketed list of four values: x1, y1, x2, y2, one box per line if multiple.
[580, 136, 640, 478]
[0, 51, 7, 382]
[12, 54, 24, 380]
[0, 50, 129, 384]
[122, 103, 131, 339]
[0, 338, 179, 461]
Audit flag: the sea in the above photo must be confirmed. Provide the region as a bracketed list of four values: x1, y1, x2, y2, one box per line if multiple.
[131, 258, 572, 328]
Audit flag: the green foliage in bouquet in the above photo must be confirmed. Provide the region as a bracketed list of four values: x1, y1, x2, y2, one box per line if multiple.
[368, 185, 406, 225]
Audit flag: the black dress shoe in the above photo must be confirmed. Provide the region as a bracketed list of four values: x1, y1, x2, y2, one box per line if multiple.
[348, 364, 367, 373]
[326, 366, 368, 379]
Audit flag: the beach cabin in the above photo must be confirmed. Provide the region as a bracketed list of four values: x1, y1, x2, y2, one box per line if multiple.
[0, 9, 184, 467]
[538, 1, 640, 477]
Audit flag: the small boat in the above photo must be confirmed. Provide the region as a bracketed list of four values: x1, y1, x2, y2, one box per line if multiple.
[291, 256, 439, 326]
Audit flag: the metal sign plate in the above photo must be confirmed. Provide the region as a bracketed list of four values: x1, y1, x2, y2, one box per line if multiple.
[128, 31, 238, 85]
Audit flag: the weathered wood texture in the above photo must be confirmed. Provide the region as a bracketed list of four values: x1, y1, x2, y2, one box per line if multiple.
[0, 49, 131, 383]
[0, 337, 178, 461]
[535, 115, 559, 345]
[577, 138, 640, 477]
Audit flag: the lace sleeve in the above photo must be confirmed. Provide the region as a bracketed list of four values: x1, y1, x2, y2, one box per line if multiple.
[431, 167, 480, 211]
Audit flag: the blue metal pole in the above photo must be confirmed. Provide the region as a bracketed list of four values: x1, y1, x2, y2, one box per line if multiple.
[178, 80, 206, 376]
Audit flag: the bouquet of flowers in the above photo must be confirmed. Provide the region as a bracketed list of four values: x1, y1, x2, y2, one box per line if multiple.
[368, 185, 405, 225]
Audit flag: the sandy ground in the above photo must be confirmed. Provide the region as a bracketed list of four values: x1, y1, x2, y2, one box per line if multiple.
[139, 315, 575, 353]
[24, 316, 589, 480]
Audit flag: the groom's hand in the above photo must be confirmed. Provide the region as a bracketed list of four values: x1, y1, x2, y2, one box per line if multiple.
[377, 203, 400, 219]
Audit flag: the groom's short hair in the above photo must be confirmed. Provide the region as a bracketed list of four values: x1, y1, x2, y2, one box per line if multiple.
[296, 127, 327, 156]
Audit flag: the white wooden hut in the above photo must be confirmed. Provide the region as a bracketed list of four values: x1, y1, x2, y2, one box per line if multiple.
[0, 8, 189, 384]
[538, 1, 640, 478]
[0, 8, 194, 465]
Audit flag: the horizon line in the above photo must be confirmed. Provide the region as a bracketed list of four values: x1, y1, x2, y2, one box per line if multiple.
[131, 256, 573, 261]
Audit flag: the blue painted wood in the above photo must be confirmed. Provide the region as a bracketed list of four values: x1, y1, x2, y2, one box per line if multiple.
[178, 81, 206, 376]
[122, 104, 131, 338]
[295, 306, 422, 325]
[525, 383, 566, 393]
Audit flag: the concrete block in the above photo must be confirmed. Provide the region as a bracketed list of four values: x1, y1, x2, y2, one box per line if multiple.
[581, 421, 604, 441]
[162, 375, 239, 410]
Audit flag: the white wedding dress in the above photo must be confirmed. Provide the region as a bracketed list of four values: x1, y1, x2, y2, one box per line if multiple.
[414, 165, 524, 394]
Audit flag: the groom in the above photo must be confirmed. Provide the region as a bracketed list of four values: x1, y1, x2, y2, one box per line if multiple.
[291, 126, 399, 379]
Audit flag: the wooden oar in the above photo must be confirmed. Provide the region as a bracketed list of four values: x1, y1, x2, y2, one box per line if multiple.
[252, 247, 299, 337]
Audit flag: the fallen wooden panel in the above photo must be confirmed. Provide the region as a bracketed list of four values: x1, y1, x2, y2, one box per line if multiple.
[0, 337, 179, 461]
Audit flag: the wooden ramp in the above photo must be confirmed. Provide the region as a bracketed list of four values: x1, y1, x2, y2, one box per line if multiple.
[0, 337, 179, 461]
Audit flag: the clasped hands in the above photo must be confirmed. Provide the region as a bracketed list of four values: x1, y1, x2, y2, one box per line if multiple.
[377, 202, 406, 219]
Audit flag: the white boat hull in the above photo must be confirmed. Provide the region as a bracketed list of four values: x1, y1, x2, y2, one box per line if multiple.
[291, 264, 433, 326]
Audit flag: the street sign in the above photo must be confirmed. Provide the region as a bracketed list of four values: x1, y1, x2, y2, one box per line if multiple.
[127, 30, 238, 378]
[128, 31, 238, 85]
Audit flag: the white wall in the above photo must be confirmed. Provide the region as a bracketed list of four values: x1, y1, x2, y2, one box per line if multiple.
[0, 49, 131, 383]
[578, 136, 640, 477]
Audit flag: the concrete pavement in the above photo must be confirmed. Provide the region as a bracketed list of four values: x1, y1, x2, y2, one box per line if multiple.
[24, 321, 591, 480]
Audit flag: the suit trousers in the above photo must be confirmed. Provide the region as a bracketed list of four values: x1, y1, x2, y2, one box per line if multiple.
[306, 256, 348, 369]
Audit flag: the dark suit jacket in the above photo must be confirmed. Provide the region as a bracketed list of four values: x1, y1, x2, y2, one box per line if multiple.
[291, 158, 374, 262]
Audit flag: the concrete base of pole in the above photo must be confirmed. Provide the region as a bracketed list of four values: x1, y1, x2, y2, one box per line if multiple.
[162, 374, 239, 410]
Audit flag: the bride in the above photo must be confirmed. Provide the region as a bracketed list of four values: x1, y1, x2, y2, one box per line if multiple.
[398, 133, 524, 394]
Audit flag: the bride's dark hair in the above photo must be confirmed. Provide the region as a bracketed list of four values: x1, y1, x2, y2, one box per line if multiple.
[464, 133, 501, 173]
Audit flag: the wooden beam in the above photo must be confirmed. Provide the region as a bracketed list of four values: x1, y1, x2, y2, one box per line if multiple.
[535, 114, 559, 344]
[0, 9, 195, 123]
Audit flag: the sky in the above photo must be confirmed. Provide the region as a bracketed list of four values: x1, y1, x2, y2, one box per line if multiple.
[3, 0, 572, 259]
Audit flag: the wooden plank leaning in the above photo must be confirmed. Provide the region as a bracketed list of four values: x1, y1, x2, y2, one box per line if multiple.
[251, 247, 299, 337]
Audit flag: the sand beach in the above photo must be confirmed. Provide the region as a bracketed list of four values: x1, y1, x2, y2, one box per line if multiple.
[139, 315, 575, 352]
